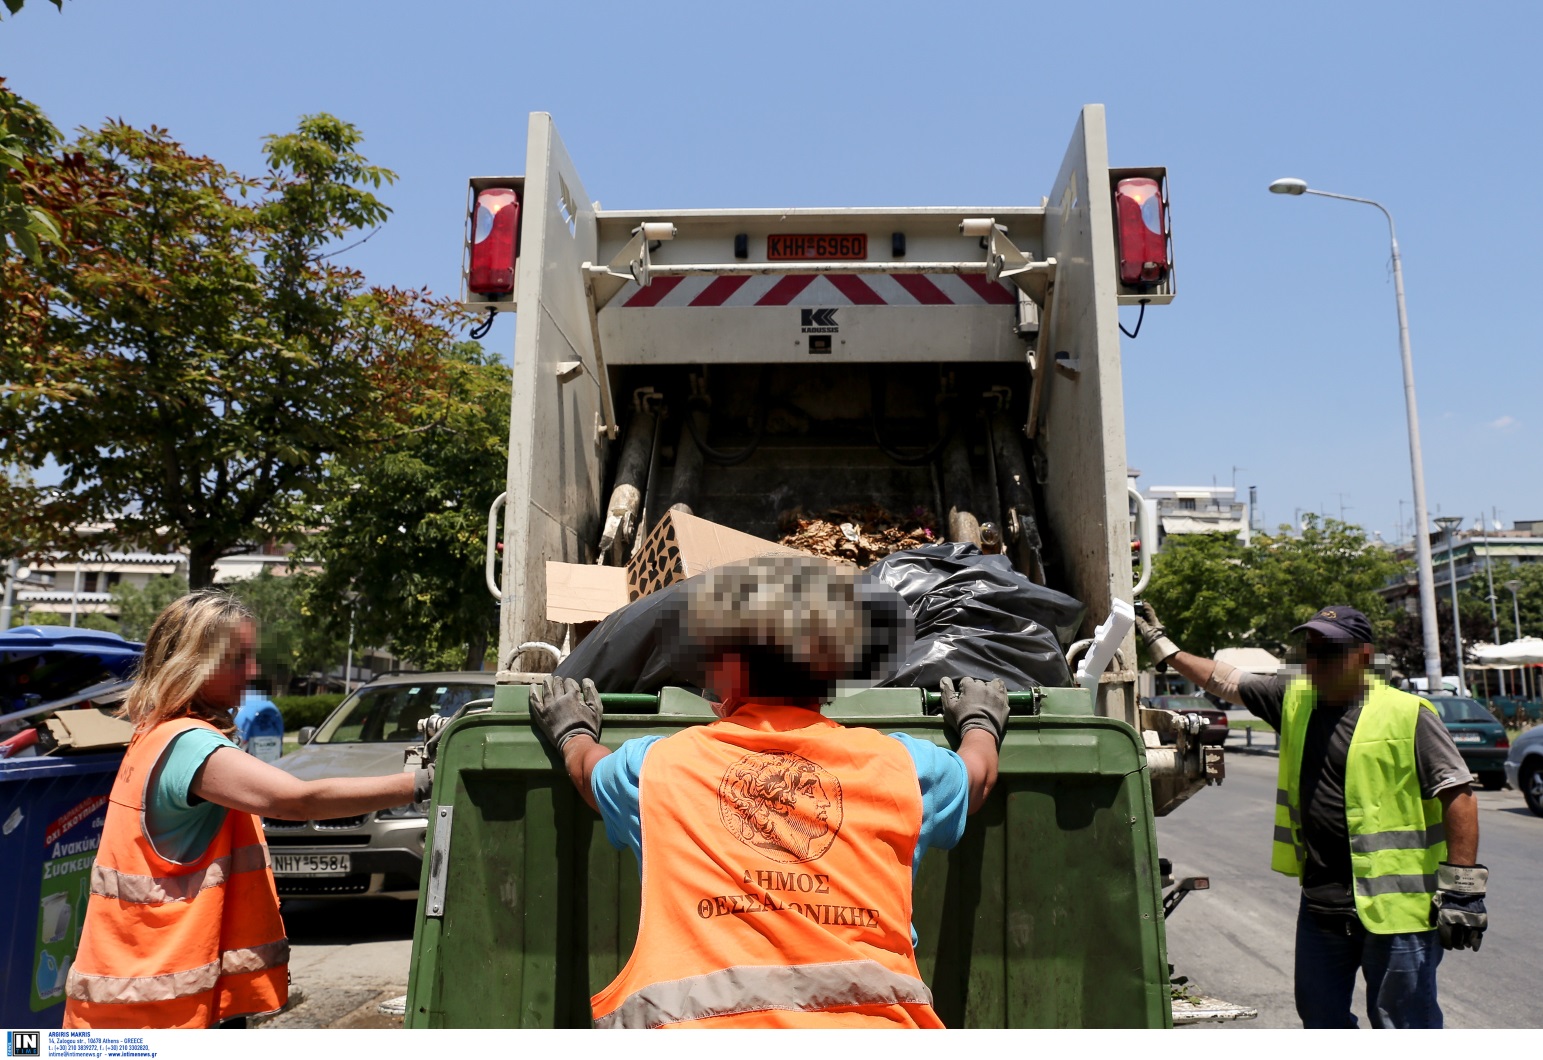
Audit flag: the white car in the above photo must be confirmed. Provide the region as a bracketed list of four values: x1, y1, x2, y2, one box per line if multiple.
[1503, 724, 1543, 818]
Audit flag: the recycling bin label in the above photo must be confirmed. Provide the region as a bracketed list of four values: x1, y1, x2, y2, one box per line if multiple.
[31, 794, 107, 1011]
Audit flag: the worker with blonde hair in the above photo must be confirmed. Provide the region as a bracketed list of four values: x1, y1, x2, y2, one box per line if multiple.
[64, 590, 430, 1029]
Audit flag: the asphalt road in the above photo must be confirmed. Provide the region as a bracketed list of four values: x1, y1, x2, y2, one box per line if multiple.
[1157, 741, 1542, 1029]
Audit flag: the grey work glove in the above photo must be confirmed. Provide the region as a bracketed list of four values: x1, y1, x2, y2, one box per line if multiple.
[412, 765, 434, 803]
[939, 676, 1009, 748]
[1134, 601, 1182, 667]
[1430, 862, 1488, 951]
[530, 675, 603, 751]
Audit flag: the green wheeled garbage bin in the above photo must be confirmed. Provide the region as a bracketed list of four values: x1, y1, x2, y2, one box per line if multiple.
[405, 686, 1172, 1028]
[0, 752, 123, 1028]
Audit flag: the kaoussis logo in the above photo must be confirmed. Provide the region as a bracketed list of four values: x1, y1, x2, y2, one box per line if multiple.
[718, 750, 843, 864]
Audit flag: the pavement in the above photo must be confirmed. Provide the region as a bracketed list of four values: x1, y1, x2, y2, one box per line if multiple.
[253, 898, 415, 1030]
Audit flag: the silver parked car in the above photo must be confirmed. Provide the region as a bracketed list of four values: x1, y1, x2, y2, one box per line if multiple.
[262, 672, 495, 898]
[1503, 723, 1543, 818]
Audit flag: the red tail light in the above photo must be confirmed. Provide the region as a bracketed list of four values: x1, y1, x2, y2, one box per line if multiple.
[1115, 177, 1168, 288]
[1498, 735, 1509, 748]
[469, 187, 520, 296]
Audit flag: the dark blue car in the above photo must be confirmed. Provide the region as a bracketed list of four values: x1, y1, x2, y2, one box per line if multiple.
[1430, 696, 1509, 790]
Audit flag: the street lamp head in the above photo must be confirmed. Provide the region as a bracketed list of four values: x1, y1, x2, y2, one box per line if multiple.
[1434, 515, 1463, 534]
[1505, 579, 1522, 592]
[1268, 178, 1309, 196]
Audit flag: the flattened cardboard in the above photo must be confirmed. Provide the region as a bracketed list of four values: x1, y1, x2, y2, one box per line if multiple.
[45, 708, 135, 751]
[545, 562, 629, 624]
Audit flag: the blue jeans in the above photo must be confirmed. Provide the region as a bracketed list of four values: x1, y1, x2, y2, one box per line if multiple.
[1294, 895, 1444, 1028]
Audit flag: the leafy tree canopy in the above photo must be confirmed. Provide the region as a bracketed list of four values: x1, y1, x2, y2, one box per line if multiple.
[110, 574, 188, 642]
[225, 568, 346, 692]
[1143, 515, 1405, 660]
[300, 341, 509, 671]
[1, 93, 458, 588]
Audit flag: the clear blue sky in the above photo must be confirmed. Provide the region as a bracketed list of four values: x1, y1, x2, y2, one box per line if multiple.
[8, 0, 1539, 544]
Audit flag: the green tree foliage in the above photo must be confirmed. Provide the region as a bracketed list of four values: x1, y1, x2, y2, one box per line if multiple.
[0, 97, 456, 587]
[1144, 515, 1405, 659]
[1140, 531, 1251, 659]
[74, 611, 119, 633]
[1241, 516, 1405, 651]
[224, 569, 345, 692]
[1, 0, 66, 17]
[110, 574, 188, 642]
[0, 79, 63, 261]
[1490, 561, 1543, 642]
[301, 342, 509, 671]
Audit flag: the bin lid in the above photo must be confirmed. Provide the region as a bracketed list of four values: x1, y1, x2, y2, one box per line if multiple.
[0, 626, 144, 666]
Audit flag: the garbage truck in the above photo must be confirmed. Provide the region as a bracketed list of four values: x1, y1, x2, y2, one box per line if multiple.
[405, 105, 1234, 1028]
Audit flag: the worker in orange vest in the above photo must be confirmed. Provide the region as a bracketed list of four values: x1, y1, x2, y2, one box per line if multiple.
[64, 590, 429, 1029]
[531, 555, 1007, 1028]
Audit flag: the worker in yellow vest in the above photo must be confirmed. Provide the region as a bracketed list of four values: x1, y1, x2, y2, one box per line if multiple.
[530, 555, 1006, 1028]
[1136, 603, 1483, 1029]
[64, 591, 429, 1028]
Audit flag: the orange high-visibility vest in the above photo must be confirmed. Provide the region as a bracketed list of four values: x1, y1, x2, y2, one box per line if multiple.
[590, 702, 944, 1029]
[63, 717, 288, 1028]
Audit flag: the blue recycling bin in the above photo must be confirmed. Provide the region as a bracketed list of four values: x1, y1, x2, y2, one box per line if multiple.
[0, 752, 124, 1027]
[234, 690, 284, 763]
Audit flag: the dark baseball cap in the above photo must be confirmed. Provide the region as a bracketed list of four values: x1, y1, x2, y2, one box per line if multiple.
[1292, 605, 1373, 645]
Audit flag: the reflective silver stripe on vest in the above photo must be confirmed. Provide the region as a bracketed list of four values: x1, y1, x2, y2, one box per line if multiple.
[1348, 824, 1446, 854]
[65, 938, 289, 1005]
[1353, 873, 1437, 897]
[91, 843, 271, 904]
[1274, 788, 1302, 823]
[1272, 825, 1296, 845]
[595, 959, 934, 1029]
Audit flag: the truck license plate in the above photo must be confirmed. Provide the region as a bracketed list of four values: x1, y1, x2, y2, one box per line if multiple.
[272, 853, 351, 876]
[767, 234, 867, 260]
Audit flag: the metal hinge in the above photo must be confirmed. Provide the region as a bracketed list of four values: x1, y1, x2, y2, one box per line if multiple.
[425, 805, 454, 918]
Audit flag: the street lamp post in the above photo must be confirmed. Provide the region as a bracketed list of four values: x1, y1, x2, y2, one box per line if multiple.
[1505, 578, 1526, 699]
[1435, 516, 1465, 694]
[1269, 178, 1444, 692]
[1479, 513, 1505, 695]
[343, 594, 359, 696]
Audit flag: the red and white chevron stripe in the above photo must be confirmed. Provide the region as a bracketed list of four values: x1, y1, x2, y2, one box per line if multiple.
[616, 273, 1016, 308]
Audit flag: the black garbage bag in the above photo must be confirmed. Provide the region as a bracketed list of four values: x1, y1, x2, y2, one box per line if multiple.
[860, 541, 1084, 690]
[554, 570, 912, 695]
[553, 579, 702, 694]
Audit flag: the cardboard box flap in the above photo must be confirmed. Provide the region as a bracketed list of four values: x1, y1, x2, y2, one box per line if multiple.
[545, 562, 629, 624]
[544, 511, 808, 622]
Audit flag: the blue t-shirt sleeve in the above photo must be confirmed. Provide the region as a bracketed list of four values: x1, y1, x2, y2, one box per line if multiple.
[155, 728, 241, 811]
[145, 728, 241, 864]
[889, 733, 970, 856]
[589, 736, 663, 864]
